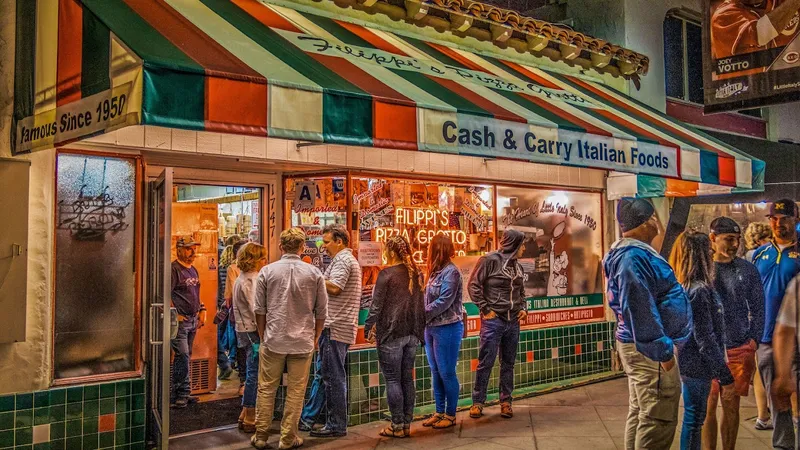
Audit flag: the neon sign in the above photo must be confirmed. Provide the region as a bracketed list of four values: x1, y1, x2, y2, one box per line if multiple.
[373, 207, 469, 263]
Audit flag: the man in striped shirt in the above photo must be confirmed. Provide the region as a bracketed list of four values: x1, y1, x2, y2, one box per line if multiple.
[301, 225, 363, 438]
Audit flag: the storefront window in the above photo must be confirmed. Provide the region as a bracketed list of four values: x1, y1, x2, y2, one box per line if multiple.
[285, 176, 348, 269]
[54, 153, 138, 379]
[495, 187, 605, 328]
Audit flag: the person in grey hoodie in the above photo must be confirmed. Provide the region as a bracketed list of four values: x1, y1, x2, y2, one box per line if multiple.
[468, 229, 528, 420]
[603, 198, 692, 450]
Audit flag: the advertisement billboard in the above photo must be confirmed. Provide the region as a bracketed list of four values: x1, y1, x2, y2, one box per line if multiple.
[704, 0, 800, 112]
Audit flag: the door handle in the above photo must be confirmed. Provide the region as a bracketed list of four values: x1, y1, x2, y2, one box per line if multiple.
[11, 244, 22, 257]
[148, 304, 163, 345]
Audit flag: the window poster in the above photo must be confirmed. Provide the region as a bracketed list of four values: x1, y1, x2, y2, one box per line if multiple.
[493, 188, 605, 330]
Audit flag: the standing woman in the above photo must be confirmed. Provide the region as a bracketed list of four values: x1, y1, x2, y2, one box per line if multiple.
[364, 236, 426, 438]
[669, 232, 733, 450]
[422, 236, 464, 429]
[232, 243, 268, 433]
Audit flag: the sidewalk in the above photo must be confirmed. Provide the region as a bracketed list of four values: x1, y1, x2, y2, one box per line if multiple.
[170, 377, 774, 450]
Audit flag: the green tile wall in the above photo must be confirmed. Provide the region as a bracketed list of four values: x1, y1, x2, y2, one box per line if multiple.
[0, 380, 146, 450]
[343, 321, 616, 426]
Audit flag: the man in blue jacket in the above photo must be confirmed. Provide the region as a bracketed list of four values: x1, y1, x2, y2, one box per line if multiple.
[603, 198, 692, 450]
[753, 199, 800, 450]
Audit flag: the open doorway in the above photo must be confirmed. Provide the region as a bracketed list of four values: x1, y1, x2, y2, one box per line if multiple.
[168, 183, 262, 436]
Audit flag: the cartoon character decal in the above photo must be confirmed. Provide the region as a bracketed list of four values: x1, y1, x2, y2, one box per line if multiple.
[547, 221, 569, 296]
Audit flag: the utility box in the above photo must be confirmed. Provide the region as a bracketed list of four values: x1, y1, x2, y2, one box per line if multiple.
[0, 158, 30, 343]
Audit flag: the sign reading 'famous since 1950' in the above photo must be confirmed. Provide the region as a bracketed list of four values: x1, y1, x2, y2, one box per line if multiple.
[15, 83, 134, 154]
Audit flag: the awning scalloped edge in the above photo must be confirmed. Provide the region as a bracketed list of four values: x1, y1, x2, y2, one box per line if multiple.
[323, 0, 649, 79]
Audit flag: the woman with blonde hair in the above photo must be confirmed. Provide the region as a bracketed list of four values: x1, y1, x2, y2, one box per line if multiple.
[744, 222, 773, 263]
[232, 242, 268, 433]
[669, 231, 733, 450]
[364, 236, 426, 438]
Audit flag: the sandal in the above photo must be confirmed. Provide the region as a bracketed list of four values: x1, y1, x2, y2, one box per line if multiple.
[469, 404, 483, 419]
[378, 426, 406, 438]
[278, 437, 304, 450]
[422, 413, 443, 427]
[433, 414, 456, 429]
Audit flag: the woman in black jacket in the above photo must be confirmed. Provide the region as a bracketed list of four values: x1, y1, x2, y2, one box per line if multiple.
[669, 231, 733, 450]
[467, 229, 528, 420]
[364, 236, 426, 438]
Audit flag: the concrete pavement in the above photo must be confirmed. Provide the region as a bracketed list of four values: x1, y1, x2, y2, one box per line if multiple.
[170, 377, 775, 450]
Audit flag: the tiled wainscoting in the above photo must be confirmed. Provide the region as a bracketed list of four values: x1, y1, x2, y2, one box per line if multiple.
[342, 321, 616, 426]
[0, 380, 146, 450]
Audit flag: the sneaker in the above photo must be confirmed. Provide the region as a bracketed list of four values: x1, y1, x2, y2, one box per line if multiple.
[755, 418, 773, 430]
[309, 427, 347, 438]
[298, 421, 312, 432]
[469, 404, 483, 419]
[172, 398, 188, 409]
[219, 367, 234, 380]
[500, 403, 513, 418]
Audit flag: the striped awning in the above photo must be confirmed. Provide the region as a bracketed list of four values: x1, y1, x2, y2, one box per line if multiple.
[13, 0, 764, 196]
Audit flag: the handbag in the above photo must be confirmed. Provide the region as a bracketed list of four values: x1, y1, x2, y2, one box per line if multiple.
[213, 305, 230, 325]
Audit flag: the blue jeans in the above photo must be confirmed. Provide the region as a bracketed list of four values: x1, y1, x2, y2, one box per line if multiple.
[378, 335, 419, 427]
[472, 316, 520, 405]
[216, 316, 236, 370]
[237, 331, 260, 408]
[171, 316, 198, 401]
[680, 376, 712, 450]
[300, 329, 350, 432]
[425, 321, 464, 416]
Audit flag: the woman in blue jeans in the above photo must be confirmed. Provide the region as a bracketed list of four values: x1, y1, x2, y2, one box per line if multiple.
[232, 243, 268, 433]
[364, 236, 426, 438]
[421, 235, 464, 429]
[668, 232, 734, 450]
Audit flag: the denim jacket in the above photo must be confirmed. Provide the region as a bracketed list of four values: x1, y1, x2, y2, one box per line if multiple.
[425, 263, 464, 327]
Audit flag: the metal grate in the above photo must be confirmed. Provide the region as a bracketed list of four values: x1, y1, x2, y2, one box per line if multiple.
[169, 358, 213, 395]
[190, 358, 211, 393]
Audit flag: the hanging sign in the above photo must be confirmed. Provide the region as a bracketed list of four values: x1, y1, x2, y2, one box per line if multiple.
[703, 0, 800, 112]
[293, 181, 316, 210]
[14, 82, 135, 155]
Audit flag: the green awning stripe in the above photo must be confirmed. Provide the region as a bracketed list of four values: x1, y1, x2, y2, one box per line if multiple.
[12, 0, 36, 155]
[80, 8, 111, 97]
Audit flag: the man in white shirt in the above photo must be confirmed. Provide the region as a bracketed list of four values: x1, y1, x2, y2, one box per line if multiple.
[300, 226, 362, 438]
[251, 228, 328, 450]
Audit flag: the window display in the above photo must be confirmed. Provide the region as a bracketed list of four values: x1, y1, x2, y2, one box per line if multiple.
[284, 173, 606, 346]
[495, 187, 605, 328]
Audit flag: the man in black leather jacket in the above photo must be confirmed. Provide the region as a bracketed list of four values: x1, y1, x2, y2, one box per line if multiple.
[468, 229, 528, 419]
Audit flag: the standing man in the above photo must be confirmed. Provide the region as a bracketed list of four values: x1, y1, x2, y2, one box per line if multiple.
[251, 228, 328, 450]
[171, 237, 207, 408]
[703, 217, 765, 450]
[300, 225, 362, 437]
[603, 198, 692, 450]
[753, 199, 800, 450]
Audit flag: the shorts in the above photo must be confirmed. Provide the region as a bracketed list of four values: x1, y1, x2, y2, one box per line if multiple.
[711, 340, 756, 397]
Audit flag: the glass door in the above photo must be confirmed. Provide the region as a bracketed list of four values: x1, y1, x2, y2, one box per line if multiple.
[146, 168, 175, 449]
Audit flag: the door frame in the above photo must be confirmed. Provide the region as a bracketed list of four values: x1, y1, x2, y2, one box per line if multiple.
[142, 163, 280, 444]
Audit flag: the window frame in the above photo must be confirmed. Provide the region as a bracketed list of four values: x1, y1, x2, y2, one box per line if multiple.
[664, 11, 764, 119]
[51, 149, 144, 386]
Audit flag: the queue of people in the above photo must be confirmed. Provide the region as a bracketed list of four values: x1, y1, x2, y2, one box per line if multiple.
[169, 197, 800, 450]
[204, 222, 531, 449]
[607, 197, 800, 450]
